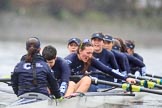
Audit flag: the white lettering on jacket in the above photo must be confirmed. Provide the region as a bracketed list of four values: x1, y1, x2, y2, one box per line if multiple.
[23, 63, 43, 70]
[23, 63, 31, 70]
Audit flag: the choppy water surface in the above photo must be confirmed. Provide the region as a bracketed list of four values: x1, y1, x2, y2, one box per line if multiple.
[0, 41, 162, 108]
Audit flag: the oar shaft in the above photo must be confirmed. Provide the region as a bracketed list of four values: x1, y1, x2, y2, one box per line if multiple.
[155, 84, 162, 89]
[92, 79, 122, 87]
[136, 79, 162, 89]
[93, 79, 162, 95]
[140, 88, 162, 95]
[84, 92, 135, 96]
[128, 74, 157, 82]
[146, 73, 162, 79]
[0, 78, 11, 82]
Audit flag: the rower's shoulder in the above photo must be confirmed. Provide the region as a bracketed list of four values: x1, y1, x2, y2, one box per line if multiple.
[64, 53, 77, 59]
[112, 50, 126, 58]
[64, 53, 78, 65]
[103, 48, 114, 56]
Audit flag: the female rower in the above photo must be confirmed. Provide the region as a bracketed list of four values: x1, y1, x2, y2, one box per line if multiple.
[125, 40, 143, 61]
[67, 37, 81, 54]
[114, 38, 146, 76]
[103, 35, 129, 77]
[11, 37, 61, 99]
[42, 45, 70, 96]
[64, 39, 136, 96]
[89, 33, 119, 91]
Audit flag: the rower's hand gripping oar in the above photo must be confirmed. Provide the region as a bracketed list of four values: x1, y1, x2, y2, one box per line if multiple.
[91, 78, 162, 95]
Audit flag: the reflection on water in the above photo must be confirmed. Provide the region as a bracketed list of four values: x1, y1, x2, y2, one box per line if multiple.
[0, 41, 162, 108]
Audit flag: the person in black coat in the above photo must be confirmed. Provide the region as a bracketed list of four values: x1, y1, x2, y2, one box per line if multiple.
[11, 37, 61, 99]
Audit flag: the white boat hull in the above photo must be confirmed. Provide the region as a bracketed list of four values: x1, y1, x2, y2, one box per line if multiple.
[5, 88, 146, 108]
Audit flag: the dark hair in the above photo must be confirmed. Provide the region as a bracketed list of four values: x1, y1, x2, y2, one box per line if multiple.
[114, 37, 127, 52]
[112, 39, 121, 51]
[42, 45, 57, 60]
[125, 40, 135, 49]
[77, 39, 92, 53]
[26, 37, 40, 50]
[25, 37, 41, 63]
[77, 39, 93, 73]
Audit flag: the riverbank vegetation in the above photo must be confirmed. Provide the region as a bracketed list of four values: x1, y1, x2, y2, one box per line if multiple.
[0, 0, 162, 47]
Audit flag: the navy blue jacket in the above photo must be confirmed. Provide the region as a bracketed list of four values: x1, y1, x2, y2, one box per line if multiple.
[93, 49, 119, 69]
[11, 54, 61, 98]
[90, 49, 119, 81]
[124, 53, 145, 75]
[124, 54, 131, 74]
[65, 53, 127, 80]
[133, 53, 143, 62]
[51, 57, 70, 84]
[112, 50, 129, 74]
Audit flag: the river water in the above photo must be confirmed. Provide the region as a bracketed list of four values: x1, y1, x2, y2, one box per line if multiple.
[0, 41, 162, 108]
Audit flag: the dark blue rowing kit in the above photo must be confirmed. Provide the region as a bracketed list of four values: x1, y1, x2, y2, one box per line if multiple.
[111, 50, 130, 76]
[90, 48, 119, 82]
[133, 53, 143, 62]
[50, 57, 70, 95]
[124, 53, 146, 76]
[11, 54, 61, 98]
[65, 53, 127, 80]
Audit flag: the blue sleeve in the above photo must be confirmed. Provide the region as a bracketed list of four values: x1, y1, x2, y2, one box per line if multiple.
[133, 53, 143, 62]
[11, 64, 19, 95]
[117, 54, 127, 72]
[126, 54, 145, 67]
[59, 58, 70, 83]
[109, 51, 119, 69]
[91, 58, 127, 80]
[45, 65, 61, 98]
[124, 55, 131, 74]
